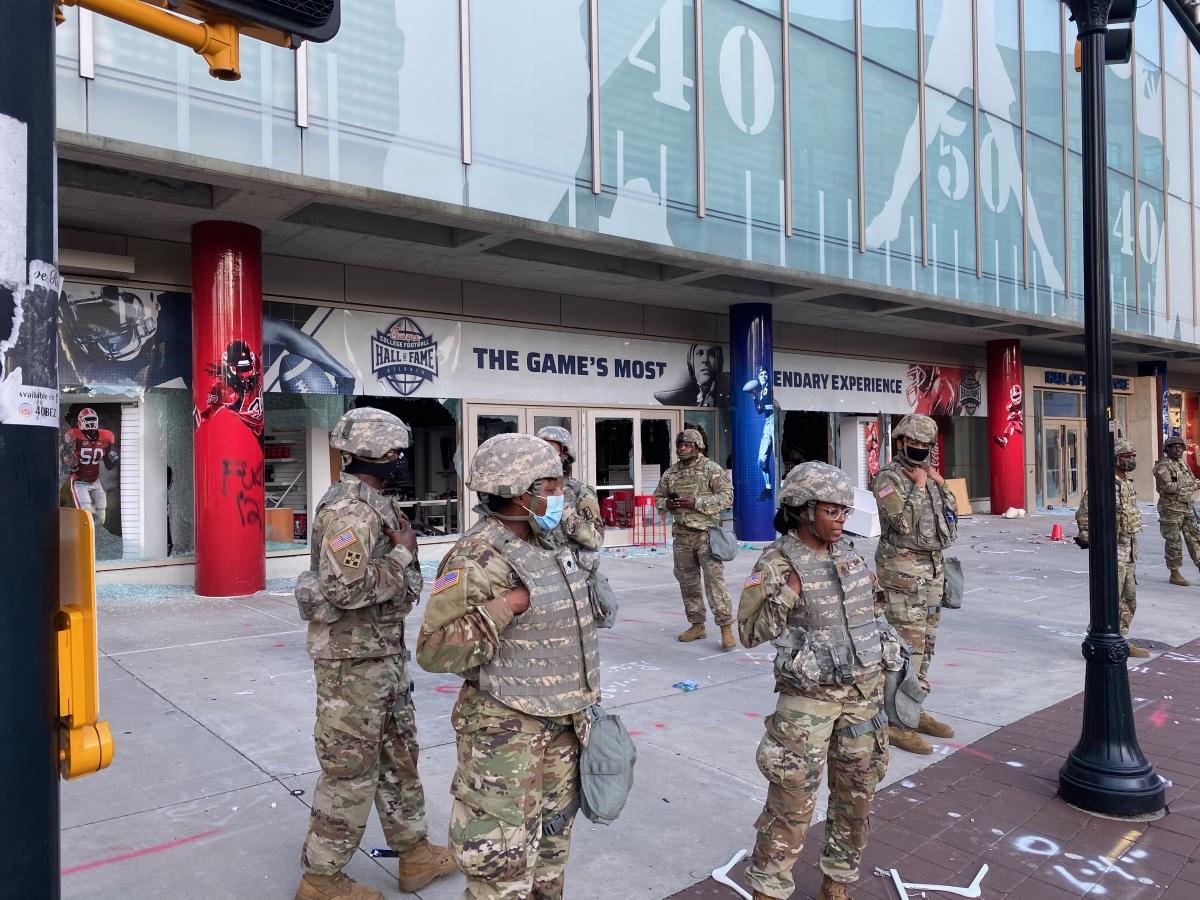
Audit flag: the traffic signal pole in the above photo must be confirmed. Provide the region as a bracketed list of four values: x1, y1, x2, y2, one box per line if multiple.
[1058, 0, 1164, 818]
[0, 0, 61, 894]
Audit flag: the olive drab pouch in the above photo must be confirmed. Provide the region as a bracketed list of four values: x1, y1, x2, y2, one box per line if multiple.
[941, 556, 964, 610]
[579, 705, 637, 826]
[587, 569, 619, 629]
[707, 526, 738, 562]
[884, 645, 925, 730]
[294, 570, 342, 624]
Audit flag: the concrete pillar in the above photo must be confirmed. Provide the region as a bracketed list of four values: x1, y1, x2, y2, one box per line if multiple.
[1137, 360, 1169, 453]
[191, 222, 265, 596]
[729, 303, 775, 541]
[987, 339, 1025, 514]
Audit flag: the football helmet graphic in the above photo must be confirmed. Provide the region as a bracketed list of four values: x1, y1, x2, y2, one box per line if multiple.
[222, 340, 260, 394]
[78, 407, 99, 432]
[62, 285, 160, 363]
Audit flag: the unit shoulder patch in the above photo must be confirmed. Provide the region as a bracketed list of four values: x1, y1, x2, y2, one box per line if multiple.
[431, 569, 461, 596]
[744, 572, 764, 588]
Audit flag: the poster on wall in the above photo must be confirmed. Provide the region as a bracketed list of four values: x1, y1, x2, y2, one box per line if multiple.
[60, 402, 123, 559]
[59, 282, 192, 391]
[773, 352, 986, 417]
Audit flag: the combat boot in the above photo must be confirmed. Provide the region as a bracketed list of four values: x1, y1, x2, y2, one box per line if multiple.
[916, 710, 955, 739]
[295, 872, 383, 900]
[397, 839, 455, 892]
[678, 623, 707, 642]
[1169, 568, 1191, 586]
[817, 875, 854, 900]
[1128, 643, 1151, 659]
[720, 624, 736, 650]
[888, 725, 933, 755]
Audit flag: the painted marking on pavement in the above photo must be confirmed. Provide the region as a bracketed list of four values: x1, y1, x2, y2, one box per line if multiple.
[62, 829, 222, 876]
[105, 629, 306, 657]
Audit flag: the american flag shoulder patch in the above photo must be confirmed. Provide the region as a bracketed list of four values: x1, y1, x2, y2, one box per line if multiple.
[431, 569, 461, 595]
[328, 528, 357, 553]
[877, 485, 895, 499]
[744, 572, 764, 588]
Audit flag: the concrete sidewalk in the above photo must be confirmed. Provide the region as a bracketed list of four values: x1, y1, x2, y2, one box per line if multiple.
[60, 509, 1200, 899]
[671, 638, 1200, 900]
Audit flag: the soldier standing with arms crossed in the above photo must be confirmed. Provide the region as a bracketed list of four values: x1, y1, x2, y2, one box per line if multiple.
[872, 414, 958, 756]
[1153, 434, 1200, 587]
[1076, 438, 1150, 658]
[294, 408, 453, 900]
[739, 462, 899, 900]
[417, 433, 602, 899]
[655, 428, 737, 649]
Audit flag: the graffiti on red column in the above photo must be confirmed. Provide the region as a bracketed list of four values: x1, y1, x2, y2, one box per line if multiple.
[865, 421, 881, 478]
[196, 339, 264, 434]
[993, 385, 1024, 449]
[221, 458, 264, 527]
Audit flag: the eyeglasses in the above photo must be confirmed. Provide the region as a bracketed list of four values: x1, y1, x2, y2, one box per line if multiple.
[816, 505, 851, 521]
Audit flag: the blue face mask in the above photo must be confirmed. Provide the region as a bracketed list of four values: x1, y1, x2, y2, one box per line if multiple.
[531, 493, 565, 533]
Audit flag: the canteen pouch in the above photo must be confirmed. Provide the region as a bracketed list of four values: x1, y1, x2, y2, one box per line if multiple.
[579, 705, 637, 826]
[941, 556, 964, 610]
[295, 570, 342, 624]
[707, 526, 738, 562]
[587, 569, 619, 629]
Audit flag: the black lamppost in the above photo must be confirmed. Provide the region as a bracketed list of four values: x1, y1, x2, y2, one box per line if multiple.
[1057, 0, 1165, 817]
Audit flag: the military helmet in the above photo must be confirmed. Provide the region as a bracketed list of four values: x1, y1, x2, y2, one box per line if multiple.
[1165, 434, 1186, 450]
[468, 433, 563, 498]
[893, 413, 938, 443]
[536, 425, 576, 462]
[676, 428, 706, 451]
[1114, 438, 1135, 456]
[329, 407, 412, 460]
[779, 461, 855, 509]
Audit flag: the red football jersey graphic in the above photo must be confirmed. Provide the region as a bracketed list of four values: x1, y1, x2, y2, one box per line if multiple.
[65, 427, 115, 482]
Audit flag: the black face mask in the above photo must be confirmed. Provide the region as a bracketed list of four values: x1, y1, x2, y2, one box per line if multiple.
[347, 454, 409, 485]
[903, 445, 930, 464]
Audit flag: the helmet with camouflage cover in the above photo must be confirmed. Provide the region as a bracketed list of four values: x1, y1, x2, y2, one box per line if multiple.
[329, 407, 412, 460]
[779, 461, 855, 509]
[675, 428, 706, 451]
[536, 425, 576, 462]
[893, 414, 938, 443]
[469, 433, 563, 498]
[1115, 438, 1135, 456]
[1165, 434, 1186, 451]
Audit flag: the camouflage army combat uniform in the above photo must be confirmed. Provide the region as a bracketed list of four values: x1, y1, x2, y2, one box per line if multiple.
[739, 463, 900, 900]
[535, 426, 605, 570]
[1153, 435, 1200, 586]
[872, 414, 957, 755]
[1077, 445, 1142, 637]
[295, 409, 452, 900]
[654, 429, 735, 643]
[417, 433, 601, 900]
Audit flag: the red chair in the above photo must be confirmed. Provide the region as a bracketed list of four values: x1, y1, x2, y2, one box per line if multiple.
[632, 495, 666, 546]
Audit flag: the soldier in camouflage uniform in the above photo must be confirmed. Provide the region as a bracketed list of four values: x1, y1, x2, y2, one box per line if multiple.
[739, 462, 901, 900]
[535, 425, 605, 567]
[1153, 434, 1200, 587]
[872, 414, 958, 756]
[294, 408, 454, 900]
[1076, 438, 1149, 658]
[654, 428, 737, 649]
[417, 433, 601, 900]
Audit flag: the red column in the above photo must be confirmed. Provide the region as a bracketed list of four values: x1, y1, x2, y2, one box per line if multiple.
[987, 339, 1025, 514]
[191, 222, 265, 597]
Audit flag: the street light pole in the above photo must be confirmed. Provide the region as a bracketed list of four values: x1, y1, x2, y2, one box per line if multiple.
[1058, 0, 1164, 817]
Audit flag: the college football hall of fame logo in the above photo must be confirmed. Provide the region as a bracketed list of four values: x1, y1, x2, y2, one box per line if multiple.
[371, 316, 439, 396]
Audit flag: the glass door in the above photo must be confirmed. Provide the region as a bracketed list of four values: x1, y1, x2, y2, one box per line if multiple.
[587, 410, 637, 543]
[1042, 422, 1065, 508]
[1064, 425, 1084, 508]
[640, 410, 683, 496]
[530, 407, 582, 457]
[463, 405, 527, 529]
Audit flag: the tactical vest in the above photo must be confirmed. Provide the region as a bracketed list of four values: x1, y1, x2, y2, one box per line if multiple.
[663, 457, 725, 530]
[776, 535, 884, 687]
[878, 464, 956, 552]
[1155, 459, 1197, 513]
[475, 521, 601, 717]
[1117, 476, 1142, 539]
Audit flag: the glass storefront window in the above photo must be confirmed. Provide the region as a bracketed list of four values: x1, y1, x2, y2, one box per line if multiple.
[1042, 390, 1080, 418]
[595, 417, 635, 489]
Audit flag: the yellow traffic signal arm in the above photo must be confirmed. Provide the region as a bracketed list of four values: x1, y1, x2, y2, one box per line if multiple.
[58, 509, 114, 780]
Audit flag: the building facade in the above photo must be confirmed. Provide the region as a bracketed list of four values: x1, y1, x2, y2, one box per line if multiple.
[45, 1, 1200, 583]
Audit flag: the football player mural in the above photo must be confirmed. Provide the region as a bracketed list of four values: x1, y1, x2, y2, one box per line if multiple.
[62, 406, 119, 530]
[196, 339, 264, 435]
[993, 384, 1024, 449]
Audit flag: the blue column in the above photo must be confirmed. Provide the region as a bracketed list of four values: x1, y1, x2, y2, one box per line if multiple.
[729, 303, 776, 541]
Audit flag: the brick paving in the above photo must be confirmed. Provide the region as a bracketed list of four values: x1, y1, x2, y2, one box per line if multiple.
[670, 639, 1200, 900]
